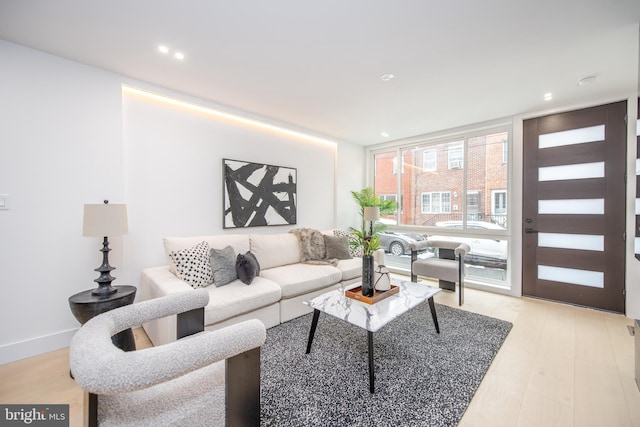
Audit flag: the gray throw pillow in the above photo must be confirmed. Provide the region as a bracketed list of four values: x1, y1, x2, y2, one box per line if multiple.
[210, 246, 238, 287]
[236, 251, 261, 285]
[333, 229, 363, 257]
[324, 235, 352, 260]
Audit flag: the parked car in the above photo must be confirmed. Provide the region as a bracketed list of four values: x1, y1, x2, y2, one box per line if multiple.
[378, 231, 427, 256]
[427, 221, 507, 269]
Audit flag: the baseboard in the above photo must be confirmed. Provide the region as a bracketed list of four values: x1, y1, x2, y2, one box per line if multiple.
[0, 328, 78, 365]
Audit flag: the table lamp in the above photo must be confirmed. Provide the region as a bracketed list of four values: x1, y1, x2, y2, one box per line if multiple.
[363, 206, 380, 236]
[83, 200, 128, 296]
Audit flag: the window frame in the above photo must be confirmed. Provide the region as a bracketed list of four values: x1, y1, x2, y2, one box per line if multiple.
[368, 122, 512, 289]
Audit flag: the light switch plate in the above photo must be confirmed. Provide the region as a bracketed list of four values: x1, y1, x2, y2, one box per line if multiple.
[0, 194, 8, 210]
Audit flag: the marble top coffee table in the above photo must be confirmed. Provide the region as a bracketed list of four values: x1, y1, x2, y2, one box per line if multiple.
[304, 279, 441, 393]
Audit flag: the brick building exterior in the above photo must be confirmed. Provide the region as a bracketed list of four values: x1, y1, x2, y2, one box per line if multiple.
[374, 132, 508, 227]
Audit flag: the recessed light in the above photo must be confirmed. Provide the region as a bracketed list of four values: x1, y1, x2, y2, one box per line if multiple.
[174, 52, 185, 60]
[380, 73, 395, 82]
[544, 93, 553, 101]
[158, 45, 169, 54]
[577, 75, 597, 86]
[381, 132, 390, 138]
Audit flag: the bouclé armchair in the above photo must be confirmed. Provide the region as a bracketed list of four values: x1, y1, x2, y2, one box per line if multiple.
[69, 289, 266, 427]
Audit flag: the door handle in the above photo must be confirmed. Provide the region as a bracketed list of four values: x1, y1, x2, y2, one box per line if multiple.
[525, 228, 539, 234]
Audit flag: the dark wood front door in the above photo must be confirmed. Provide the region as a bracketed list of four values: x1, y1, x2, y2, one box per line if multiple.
[522, 101, 627, 313]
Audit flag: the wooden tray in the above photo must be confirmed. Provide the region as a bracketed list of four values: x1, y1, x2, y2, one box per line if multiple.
[345, 285, 399, 304]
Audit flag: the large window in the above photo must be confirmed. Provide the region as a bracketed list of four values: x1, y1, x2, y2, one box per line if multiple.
[372, 129, 510, 286]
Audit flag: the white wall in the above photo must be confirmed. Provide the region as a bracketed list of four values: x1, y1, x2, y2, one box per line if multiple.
[335, 141, 366, 230]
[625, 97, 639, 319]
[122, 90, 344, 282]
[0, 40, 125, 363]
[0, 40, 366, 364]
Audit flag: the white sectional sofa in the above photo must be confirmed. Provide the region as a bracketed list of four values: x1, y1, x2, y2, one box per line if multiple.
[140, 230, 384, 346]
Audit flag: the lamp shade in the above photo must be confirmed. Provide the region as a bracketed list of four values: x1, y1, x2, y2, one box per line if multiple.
[83, 203, 128, 237]
[363, 206, 380, 222]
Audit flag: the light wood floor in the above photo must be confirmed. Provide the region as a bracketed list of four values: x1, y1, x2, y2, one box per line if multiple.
[1, 282, 639, 427]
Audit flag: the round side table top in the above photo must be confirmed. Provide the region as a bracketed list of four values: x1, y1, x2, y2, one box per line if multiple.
[69, 285, 137, 325]
[69, 285, 137, 304]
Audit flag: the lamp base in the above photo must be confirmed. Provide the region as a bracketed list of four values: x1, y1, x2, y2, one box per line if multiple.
[91, 284, 118, 297]
[91, 236, 119, 297]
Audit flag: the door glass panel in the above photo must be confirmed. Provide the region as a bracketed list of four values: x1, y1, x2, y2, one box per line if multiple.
[636, 198, 640, 215]
[538, 162, 604, 182]
[537, 265, 604, 288]
[538, 233, 604, 251]
[538, 198, 604, 215]
[636, 237, 640, 254]
[538, 125, 604, 149]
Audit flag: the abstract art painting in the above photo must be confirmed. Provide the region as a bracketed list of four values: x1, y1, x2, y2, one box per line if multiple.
[223, 159, 297, 228]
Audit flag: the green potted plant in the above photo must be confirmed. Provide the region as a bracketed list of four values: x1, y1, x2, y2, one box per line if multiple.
[349, 188, 398, 296]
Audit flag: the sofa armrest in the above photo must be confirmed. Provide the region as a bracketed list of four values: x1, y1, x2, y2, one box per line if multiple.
[140, 266, 192, 299]
[140, 266, 194, 346]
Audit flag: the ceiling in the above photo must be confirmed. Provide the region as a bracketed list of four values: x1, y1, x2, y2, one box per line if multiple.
[0, 0, 638, 145]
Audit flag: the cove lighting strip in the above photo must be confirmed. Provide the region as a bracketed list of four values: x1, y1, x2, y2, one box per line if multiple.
[122, 85, 337, 147]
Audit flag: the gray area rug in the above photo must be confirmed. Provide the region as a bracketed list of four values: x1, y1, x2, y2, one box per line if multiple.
[260, 302, 512, 426]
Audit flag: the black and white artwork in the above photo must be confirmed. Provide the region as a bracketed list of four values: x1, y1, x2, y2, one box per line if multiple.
[223, 159, 297, 228]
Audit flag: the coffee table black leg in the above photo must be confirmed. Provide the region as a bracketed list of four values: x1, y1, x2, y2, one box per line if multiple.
[368, 331, 375, 393]
[306, 309, 321, 354]
[428, 297, 440, 334]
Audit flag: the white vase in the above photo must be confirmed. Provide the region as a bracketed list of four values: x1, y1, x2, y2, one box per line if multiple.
[374, 265, 391, 291]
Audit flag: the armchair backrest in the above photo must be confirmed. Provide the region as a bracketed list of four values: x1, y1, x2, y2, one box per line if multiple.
[69, 289, 266, 427]
[409, 240, 471, 257]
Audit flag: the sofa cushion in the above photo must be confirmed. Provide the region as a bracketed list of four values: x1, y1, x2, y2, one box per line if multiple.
[204, 277, 282, 325]
[249, 234, 300, 270]
[164, 235, 251, 275]
[168, 241, 214, 288]
[335, 257, 363, 282]
[260, 263, 342, 298]
[209, 246, 238, 287]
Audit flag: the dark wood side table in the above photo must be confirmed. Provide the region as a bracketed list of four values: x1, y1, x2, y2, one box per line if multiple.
[69, 285, 137, 351]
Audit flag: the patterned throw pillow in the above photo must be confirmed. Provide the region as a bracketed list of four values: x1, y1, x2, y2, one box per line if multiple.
[333, 229, 363, 257]
[169, 241, 214, 288]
